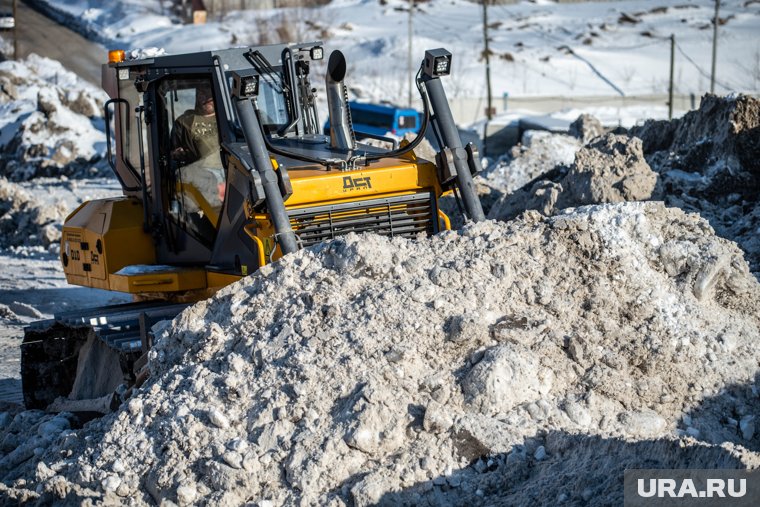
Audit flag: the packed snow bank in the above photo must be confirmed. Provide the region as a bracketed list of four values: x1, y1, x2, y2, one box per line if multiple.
[0, 177, 122, 255]
[2, 202, 759, 505]
[0, 54, 108, 181]
[635, 94, 760, 273]
[487, 94, 760, 274]
[478, 112, 607, 211]
[488, 133, 655, 221]
[480, 130, 582, 200]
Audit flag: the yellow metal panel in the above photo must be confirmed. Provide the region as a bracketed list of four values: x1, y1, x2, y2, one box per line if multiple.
[285, 161, 441, 208]
[61, 197, 156, 293]
[65, 272, 110, 291]
[101, 199, 156, 274]
[109, 268, 207, 294]
[243, 224, 266, 268]
[206, 271, 243, 289]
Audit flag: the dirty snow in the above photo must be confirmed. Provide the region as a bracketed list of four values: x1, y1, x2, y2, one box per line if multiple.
[0, 4, 759, 505]
[1, 201, 759, 505]
[0, 54, 108, 181]
[487, 94, 760, 275]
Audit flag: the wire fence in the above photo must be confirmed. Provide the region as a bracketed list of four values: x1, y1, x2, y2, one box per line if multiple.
[407, 1, 756, 100]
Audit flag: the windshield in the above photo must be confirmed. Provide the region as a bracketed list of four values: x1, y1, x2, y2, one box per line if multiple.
[229, 71, 290, 134]
[257, 75, 290, 131]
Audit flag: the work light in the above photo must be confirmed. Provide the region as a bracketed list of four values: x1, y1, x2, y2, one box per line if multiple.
[231, 70, 260, 99]
[310, 46, 324, 61]
[423, 48, 452, 78]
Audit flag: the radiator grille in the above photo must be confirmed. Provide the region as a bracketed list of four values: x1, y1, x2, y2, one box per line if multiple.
[289, 193, 436, 247]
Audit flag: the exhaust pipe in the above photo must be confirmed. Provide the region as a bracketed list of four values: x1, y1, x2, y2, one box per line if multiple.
[325, 50, 355, 151]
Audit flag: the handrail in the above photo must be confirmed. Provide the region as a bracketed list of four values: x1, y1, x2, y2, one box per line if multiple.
[103, 98, 141, 192]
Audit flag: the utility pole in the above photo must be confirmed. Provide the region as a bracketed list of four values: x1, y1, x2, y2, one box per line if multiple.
[710, 0, 720, 94]
[407, 0, 414, 107]
[482, 0, 493, 120]
[668, 34, 675, 119]
[12, 0, 17, 60]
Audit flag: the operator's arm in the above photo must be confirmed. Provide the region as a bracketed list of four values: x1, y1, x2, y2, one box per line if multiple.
[171, 113, 194, 165]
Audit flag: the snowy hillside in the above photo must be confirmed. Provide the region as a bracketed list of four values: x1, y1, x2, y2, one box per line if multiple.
[28, 0, 760, 109]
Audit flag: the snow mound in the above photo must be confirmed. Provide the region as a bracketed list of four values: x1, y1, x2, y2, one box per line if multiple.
[635, 94, 760, 274]
[489, 133, 655, 221]
[568, 113, 605, 144]
[480, 130, 581, 200]
[0, 55, 108, 181]
[633, 94, 760, 178]
[3, 202, 759, 505]
[0, 178, 67, 251]
[485, 95, 760, 275]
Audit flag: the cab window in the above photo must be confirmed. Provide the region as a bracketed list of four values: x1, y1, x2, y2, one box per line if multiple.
[227, 71, 290, 135]
[157, 77, 225, 247]
[397, 114, 417, 129]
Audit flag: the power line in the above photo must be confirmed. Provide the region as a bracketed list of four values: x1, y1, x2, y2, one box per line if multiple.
[558, 45, 625, 96]
[597, 39, 665, 51]
[675, 42, 734, 91]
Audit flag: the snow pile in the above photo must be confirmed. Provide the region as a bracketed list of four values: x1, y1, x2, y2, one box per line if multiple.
[0, 178, 67, 251]
[2, 202, 759, 505]
[0, 302, 43, 324]
[488, 133, 655, 221]
[633, 94, 759, 178]
[633, 94, 760, 273]
[568, 113, 605, 144]
[25, 0, 175, 45]
[478, 112, 606, 206]
[480, 130, 582, 201]
[486, 94, 760, 274]
[0, 54, 108, 181]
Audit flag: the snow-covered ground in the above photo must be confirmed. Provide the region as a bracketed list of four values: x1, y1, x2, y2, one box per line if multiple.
[28, 0, 760, 126]
[0, 52, 128, 403]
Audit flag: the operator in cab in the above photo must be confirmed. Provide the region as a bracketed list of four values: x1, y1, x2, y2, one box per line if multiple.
[169, 83, 226, 236]
[171, 84, 219, 165]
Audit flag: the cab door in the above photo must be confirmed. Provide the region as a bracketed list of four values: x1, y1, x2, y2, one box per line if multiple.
[146, 74, 227, 265]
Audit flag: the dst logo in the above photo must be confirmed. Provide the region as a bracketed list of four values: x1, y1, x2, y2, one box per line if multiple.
[342, 176, 372, 192]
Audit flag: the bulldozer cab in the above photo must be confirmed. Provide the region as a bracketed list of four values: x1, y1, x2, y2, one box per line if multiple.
[103, 44, 327, 268]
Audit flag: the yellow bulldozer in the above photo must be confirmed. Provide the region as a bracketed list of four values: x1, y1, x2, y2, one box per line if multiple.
[21, 42, 484, 412]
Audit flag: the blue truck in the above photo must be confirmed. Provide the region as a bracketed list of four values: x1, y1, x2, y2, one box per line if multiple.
[324, 101, 421, 137]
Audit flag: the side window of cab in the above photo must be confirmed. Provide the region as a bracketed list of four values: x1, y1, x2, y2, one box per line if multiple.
[157, 77, 226, 246]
